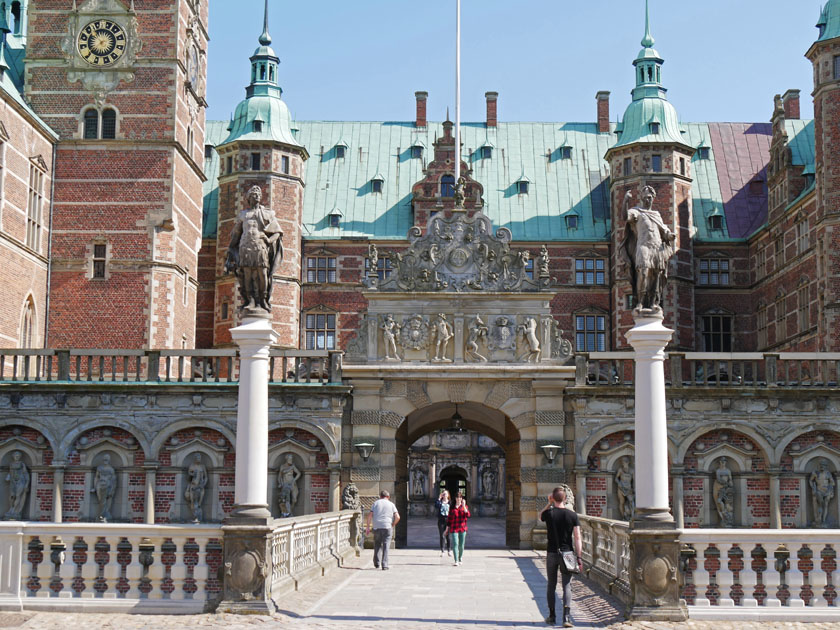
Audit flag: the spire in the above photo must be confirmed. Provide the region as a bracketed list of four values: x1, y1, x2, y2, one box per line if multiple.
[259, 0, 271, 46]
[641, 0, 654, 48]
[633, 0, 664, 92]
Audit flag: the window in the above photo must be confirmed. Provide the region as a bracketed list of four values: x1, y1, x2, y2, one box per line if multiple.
[560, 146, 572, 160]
[20, 298, 35, 348]
[566, 215, 579, 230]
[575, 258, 606, 285]
[626, 294, 637, 310]
[101, 109, 116, 139]
[185, 126, 192, 153]
[365, 256, 392, 280]
[701, 315, 733, 352]
[306, 256, 336, 283]
[281, 155, 289, 174]
[93, 243, 106, 279]
[480, 146, 492, 159]
[83, 109, 116, 139]
[834, 55, 840, 80]
[517, 180, 529, 195]
[699, 259, 730, 285]
[11, 1, 20, 35]
[371, 178, 383, 194]
[83, 109, 98, 139]
[250, 152, 260, 171]
[575, 314, 606, 352]
[649, 122, 660, 135]
[799, 285, 809, 332]
[26, 163, 44, 253]
[221, 301, 229, 321]
[183, 268, 189, 305]
[651, 154, 662, 172]
[756, 246, 766, 279]
[698, 147, 710, 160]
[328, 213, 341, 228]
[335, 145, 346, 159]
[679, 158, 686, 176]
[305, 313, 336, 350]
[411, 145, 423, 159]
[623, 157, 632, 176]
[524, 258, 534, 280]
[253, 120, 263, 133]
[796, 219, 810, 254]
[776, 296, 786, 324]
[204, 145, 213, 159]
[749, 180, 764, 196]
[757, 305, 767, 349]
[775, 236, 785, 269]
[440, 174, 455, 197]
[709, 215, 723, 231]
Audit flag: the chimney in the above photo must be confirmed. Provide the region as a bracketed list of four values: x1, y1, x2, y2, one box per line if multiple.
[782, 89, 800, 120]
[485, 91, 498, 127]
[596, 91, 611, 133]
[415, 91, 428, 128]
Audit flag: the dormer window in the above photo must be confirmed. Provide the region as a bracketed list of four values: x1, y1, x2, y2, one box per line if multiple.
[336, 146, 346, 159]
[372, 179, 383, 194]
[749, 180, 764, 196]
[649, 122, 660, 135]
[253, 120, 263, 133]
[559, 146, 572, 160]
[517, 180, 529, 195]
[709, 215, 723, 231]
[480, 146, 492, 159]
[411, 145, 423, 159]
[328, 209, 342, 228]
[204, 145, 213, 159]
[698, 147, 710, 160]
[566, 215, 579, 230]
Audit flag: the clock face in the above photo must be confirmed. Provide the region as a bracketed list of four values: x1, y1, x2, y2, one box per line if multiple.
[77, 19, 127, 66]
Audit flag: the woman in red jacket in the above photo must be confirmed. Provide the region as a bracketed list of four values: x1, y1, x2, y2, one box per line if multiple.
[444, 491, 471, 566]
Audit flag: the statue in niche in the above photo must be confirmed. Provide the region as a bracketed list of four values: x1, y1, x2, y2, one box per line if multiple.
[481, 465, 497, 499]
[368, 243, 379, 276]
[619, 185, 676, 313]
[712, 457, 735, 528]
[431, 313, 453, 362]
[615, 455, 635, 521]
[465, 314, 489, 362]
[380, 314, 401, 361]
[342, 482, 361, 510]
[4, 451, 29, 520]
[184, 454, 208, 523]
[411, 467, 426, 497]
[91, 454, 117, 522]
[224, 185, 284, 314]
[537, 244, 550, 277]
[810, 458, 836, 528]
[277, 454, 302, 517]
[517, 317, 541, 363]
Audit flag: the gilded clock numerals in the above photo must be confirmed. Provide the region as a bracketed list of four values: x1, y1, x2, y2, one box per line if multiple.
[77, 19, 127, 67]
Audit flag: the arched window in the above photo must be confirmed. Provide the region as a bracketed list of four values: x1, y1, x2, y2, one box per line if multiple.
[440, 174, 455, 198]
[10, 1, 20, 35]
[20, 298, 35, 348]
[101, 109, 116, 139]
[83, 108, 117, 139]
[83, 109, 99, 139]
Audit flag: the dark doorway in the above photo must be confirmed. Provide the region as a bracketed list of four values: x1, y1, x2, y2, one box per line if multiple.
[439, 465, 468, 503]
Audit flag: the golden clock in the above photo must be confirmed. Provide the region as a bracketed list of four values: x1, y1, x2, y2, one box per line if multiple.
[77, 19, 127, 66]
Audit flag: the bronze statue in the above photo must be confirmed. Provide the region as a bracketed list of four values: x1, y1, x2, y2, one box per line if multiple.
[619, 186, 676, 312]
[224, 185, 284, 314]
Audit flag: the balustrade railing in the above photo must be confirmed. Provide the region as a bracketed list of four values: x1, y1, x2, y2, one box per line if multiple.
[577, 352, 840, 388]
[578, 515, 631, 603]
[0, 348, 343, 385]
[0, 522, 222, 613]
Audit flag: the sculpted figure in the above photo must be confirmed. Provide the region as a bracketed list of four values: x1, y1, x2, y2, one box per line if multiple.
[342, 482, 361, 511]
[4, 451, 29, 520]
[537, 244, 550, 277]
[184, 454, 208, 523]
[224, 185, 284, 313]
[615, 456, 635, 521]
[431, 313, 453, 362]
[277, 454, 302, 517]
[368, 243, 379, 276]
[91, 454, 117, 522]
[411, 467, 426, 497]
[712, 457, 735, 528]
[381, 314, 401, 361]
[481, 466, 497, 499]
[517, 317, 541, 363]
[810, 459, 836, 528]
[465, 314, 489, 362]
[619, 186, 676, 312]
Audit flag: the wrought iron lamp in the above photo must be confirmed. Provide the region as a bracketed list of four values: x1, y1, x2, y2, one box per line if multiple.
[354, 442, 375, 462]
[541, 444, 562, 464]
[450, 404, 463, 431]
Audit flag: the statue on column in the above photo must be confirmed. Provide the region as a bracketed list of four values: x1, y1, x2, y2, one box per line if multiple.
[224, 185, 284, 314]
[712, 458, 735, 528]
[615, 455, 635, 521]
[810, 459, 836, 528]
[619, 185, 676, 313]
[277, 454, 301, 517]
[4, 451, 29, 520]
[184, 454, 208, 523]
[91, 454, 117, 522]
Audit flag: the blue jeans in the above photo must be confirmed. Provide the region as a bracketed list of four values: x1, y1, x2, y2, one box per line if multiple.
[450, 531, 466, 562]
[373, 528, 392, 568]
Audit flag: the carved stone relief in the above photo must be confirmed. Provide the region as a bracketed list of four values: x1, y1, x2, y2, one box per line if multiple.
[341, 482, 361, 510]
[487, 316, 517, 353]
[398, 315, 430, 351]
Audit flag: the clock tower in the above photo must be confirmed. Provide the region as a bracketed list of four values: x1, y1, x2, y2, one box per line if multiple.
[25, 0, 209, 349]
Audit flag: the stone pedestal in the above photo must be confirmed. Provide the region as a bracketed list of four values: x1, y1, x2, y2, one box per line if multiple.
[219, 314, 278, 615]
[625, 312, 687, 621]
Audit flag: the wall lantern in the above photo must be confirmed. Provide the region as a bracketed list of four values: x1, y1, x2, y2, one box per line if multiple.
[541, 444, 562, 464]
[354, 442, 375, 462]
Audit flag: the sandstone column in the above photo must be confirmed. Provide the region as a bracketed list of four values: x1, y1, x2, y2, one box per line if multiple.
[51, 465, 64, 523]
[144, 464, 157, 525]
[769, 468, 782, 529]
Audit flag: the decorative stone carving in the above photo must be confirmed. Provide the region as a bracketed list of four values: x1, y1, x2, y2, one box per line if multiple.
[345, 316, 368, 359]
[4, 451, 29, 520]
[411, 467, 427, 497]
[350, 410, 404, 428]
[551, 320, 574, 360]
[635, 545, 679, 605]
[465, 314, 489, 362]
[537, 244, 550, 278]
[91, 454, 117, 522]
[488, 316, 516, 352]
[447, 381, 469, 404]
[712, 457, 735, 528]
[276, 454, 301, 518]
[431, 313, 454, 362]
[535, 411, 565, 425]
[184, 453, 208, 523]
[558, 483, 575, 510]
[438, 432, 470, 449]
[223, 543, 269, 604]
[368, 244, 379, 278]
[810, 458, 836, 528]
[481, 465, 497, 499]
[398, 314, 430, 351]
[517, 317, 541, 363]
[380, 314, 401, 361]
[616, 456, 635, 521]
[406, 382, 431, 409]
[341, 482, 361, 510]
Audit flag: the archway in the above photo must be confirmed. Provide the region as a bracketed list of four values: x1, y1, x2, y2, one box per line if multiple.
[394, 401, 521, 549]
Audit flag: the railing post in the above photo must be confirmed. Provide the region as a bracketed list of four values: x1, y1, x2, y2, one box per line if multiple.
[669, 352, 684, 387]
[765, 353, 779, 387]
[329, 351, 343, 384]
[146, 350, 161, 382]
[575, 353, 588, 386]
[56, 350, 70, 381]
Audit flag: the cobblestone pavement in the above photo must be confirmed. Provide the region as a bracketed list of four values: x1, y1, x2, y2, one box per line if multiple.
[2, 544, 840, 629]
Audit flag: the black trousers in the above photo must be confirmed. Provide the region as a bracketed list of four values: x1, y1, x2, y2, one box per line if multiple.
[546, 551, 573, 614]
[437, 515, 450, 551]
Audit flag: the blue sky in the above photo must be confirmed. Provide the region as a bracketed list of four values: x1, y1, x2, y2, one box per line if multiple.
[206, 1, 823, 125]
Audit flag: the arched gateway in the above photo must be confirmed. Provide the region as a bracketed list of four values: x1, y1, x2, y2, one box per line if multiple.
[341, 199, 575, 548]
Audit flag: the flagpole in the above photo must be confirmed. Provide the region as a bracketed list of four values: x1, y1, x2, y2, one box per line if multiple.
[454, 0, 461, 185]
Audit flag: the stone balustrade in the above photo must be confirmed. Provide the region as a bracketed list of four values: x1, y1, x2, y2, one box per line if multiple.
[577, 351, 840, 388]
[578, 515, 631, 603]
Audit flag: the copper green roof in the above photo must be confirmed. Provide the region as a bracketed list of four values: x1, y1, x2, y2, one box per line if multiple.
[817, 0, 840, 42]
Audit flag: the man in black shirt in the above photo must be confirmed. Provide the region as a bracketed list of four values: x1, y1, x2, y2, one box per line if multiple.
[540, 486, 582, 627]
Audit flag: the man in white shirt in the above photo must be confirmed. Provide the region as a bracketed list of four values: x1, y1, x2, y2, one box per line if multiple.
[365, 489, 400, 570]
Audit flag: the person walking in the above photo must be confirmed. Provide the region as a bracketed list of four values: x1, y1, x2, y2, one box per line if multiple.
[434, 489, 451, 556]
[365, 489, 400, 570]
[444, 491, 470, 566]
[541, 486, 582, 627]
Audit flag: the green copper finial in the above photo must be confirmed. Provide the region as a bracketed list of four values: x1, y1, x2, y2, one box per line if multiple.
[259, 0, 271, 46]
[641, 0, 655, 48]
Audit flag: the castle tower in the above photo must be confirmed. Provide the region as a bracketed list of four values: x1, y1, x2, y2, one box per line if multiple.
[212, 2, 308, 348]
[25, 0, 208, 349]
[807, 0, 840, 351]
[605, 0, 696, 349]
